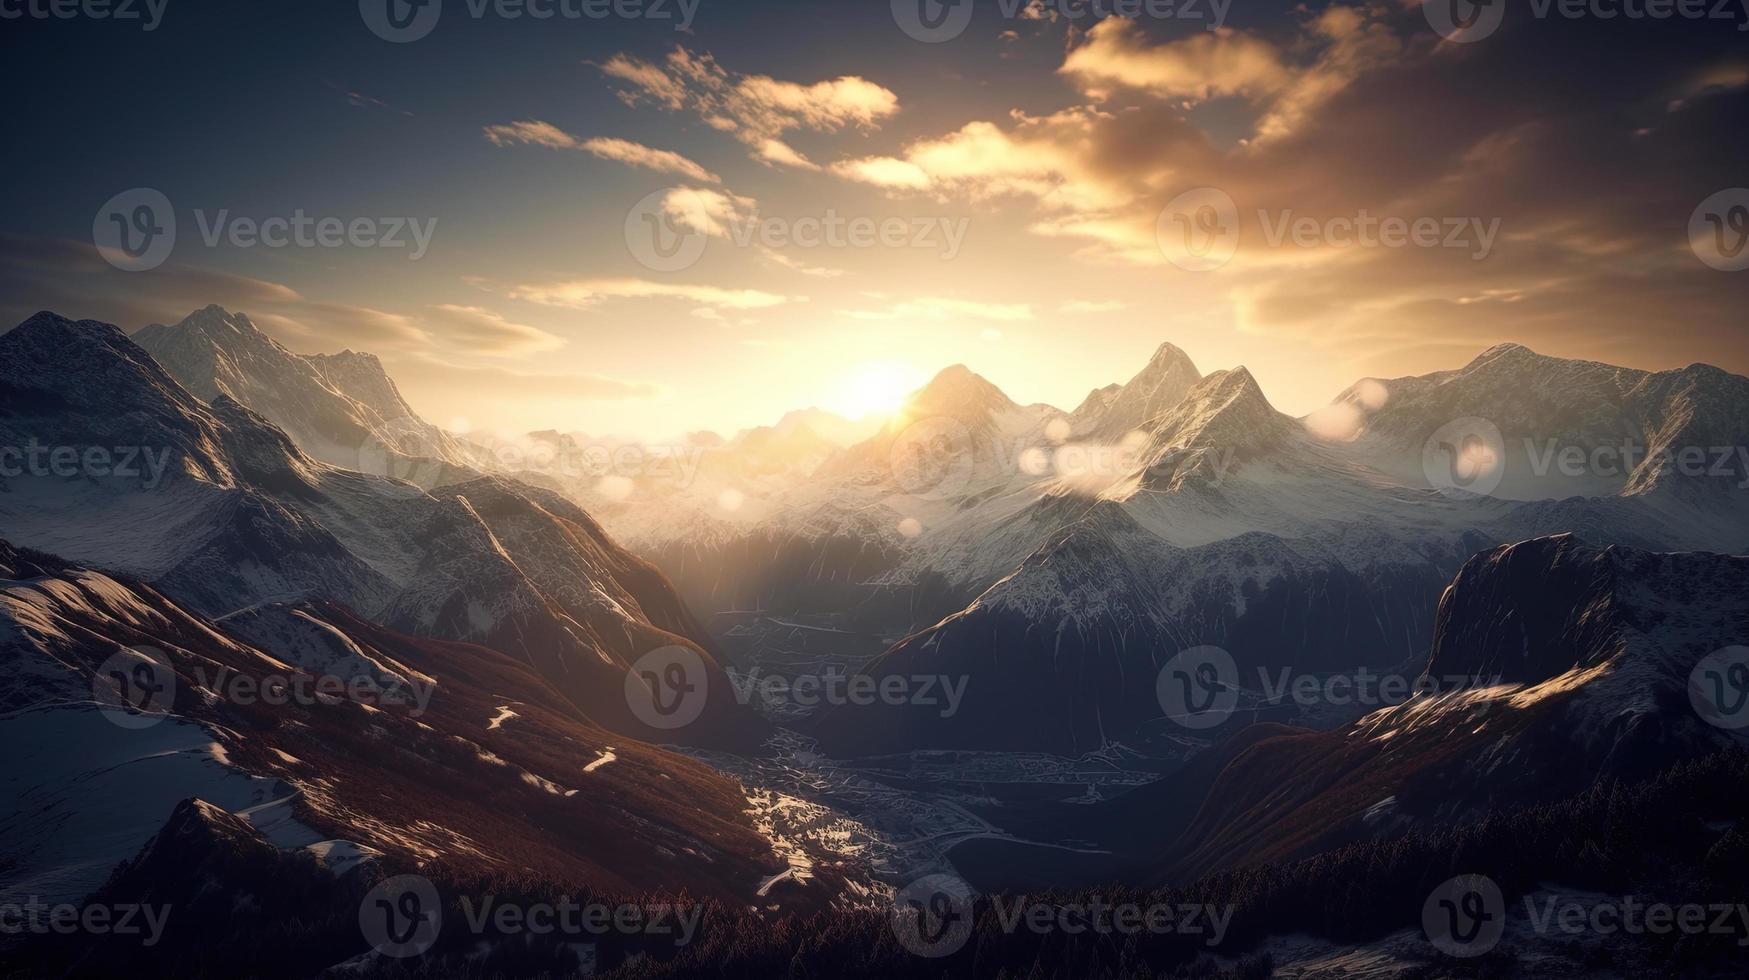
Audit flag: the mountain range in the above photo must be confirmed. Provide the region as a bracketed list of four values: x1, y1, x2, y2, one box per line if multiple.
[4, 304, 1748, 977]
[569, 334, 1749, 755]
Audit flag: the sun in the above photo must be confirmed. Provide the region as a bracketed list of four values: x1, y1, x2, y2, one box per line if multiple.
[828, 361, 926, 420]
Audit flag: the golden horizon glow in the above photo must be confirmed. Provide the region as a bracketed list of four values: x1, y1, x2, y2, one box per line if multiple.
[825, 360, 929, 421]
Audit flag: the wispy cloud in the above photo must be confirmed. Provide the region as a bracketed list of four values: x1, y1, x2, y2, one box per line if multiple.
[760, 249, 845, 278]
[656, 186, 757, 237]
[483, 121, 720, 182]
[598, 46, 898, 170]
[420, 304, 566, 356]
[1061, 18, 1288, 102]
[498, 277, 797, 311]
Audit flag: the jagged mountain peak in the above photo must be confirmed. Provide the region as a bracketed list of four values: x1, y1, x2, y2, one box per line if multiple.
[132, 304, 470, 478]
[4, 311, 141, 364]
[1077, 341, 1204, 437]
[1175, 366, 1274, 420]
[1475, 341, 1533, 359]
[1144, 340, 1199, 372]
[1456, 341, 1635, 385]
[1071, 382, 1122, 418]
[325, 348, 379, 365]
[152, 304, 283, 353]
[1128, 366, 1291, 465]
[902, 362, 1017, 421]
[0, 310, 207, 421]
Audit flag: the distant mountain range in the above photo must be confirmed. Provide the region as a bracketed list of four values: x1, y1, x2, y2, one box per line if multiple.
[133, 305, 478, 485]
[16, 305, 1745, 760]
[572, 332, 1749, 755]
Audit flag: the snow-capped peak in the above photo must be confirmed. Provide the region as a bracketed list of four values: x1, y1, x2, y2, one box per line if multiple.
[1075, 340, 1203, 437]
[902, 363, 1017, 423]
[1140, 366, 1288, 451]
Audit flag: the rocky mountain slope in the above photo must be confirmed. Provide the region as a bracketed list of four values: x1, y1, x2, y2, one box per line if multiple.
[132, 305, 475, 485]
[0, 311, 762, 747]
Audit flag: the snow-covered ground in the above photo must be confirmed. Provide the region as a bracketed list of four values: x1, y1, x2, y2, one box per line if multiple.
[0, 704, 320, 905]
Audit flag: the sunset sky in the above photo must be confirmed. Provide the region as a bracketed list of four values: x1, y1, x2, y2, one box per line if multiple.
[3, 0, 1746, 440]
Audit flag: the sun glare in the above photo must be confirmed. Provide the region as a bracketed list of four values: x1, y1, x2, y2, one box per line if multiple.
[829, 361, 925, 420]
